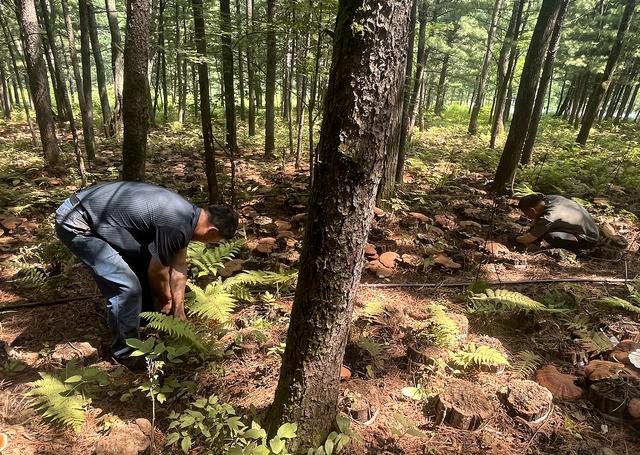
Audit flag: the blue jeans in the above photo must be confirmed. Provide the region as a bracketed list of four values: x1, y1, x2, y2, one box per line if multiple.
[55, 198, 146, 360]
[543, 231, 597, 251]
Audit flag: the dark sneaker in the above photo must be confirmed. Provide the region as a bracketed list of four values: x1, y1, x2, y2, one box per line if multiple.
[113, 355, 148, 372]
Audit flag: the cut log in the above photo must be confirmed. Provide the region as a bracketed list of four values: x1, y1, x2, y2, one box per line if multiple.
[275, 220, 292, 231]
[504, 379, 553, 423]
[366, 260, 394, 278]
[364, 243, 379, 260]
[434, 378, 494, 430]
[536, 364, 584, 401]
[255, 237, 277, 254]
[348, 398, 370, 423]
[400, 253, 422, 268]
[373, 207, 385, 217]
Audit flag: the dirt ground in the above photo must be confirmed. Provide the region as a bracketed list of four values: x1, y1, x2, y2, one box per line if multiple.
[1, 121, 640, 454]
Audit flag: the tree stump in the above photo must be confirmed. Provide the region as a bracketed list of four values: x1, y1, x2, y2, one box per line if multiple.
[504, 379, 553, 423]
[588, 380, 640, 419]
[434, 378, 494, 430]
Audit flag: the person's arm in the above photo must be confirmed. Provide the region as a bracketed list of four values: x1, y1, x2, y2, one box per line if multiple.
[148, 258, 172, 314]
[169, 248, 188, 320]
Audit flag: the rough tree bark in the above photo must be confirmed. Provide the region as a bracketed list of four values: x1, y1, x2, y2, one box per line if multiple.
[0, 60, 11, 118]
[87, 0, 113, 136]
[492, 0, 564, 194]
[520, 0, 568, 165]
[489, 0, 525, 148]
[246, 0, 256, 135]
[265, 0, 412, 451]
[192, 0, 220, 202]
[122, 0, 150, 181]
[576, 0, 636, 145]
[235, 0, 245, 122]
[220, 0, 237, 152]
[105, 0, 124, 131]
[78, 0, 98, 158]
[264, 0, 276, 158]
[17, 0, 59, 166]
[468, 0, 504, 135]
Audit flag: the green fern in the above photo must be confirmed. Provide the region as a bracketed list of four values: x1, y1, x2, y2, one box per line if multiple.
[140, 312, 206, 351]
[187, 281, 236, 324]
[223, 269, 298, 287]
[511, 350, 543, 379]
[418, 304, 459, 349]
[188, 239, 245, 277]
[595, 296, 640, 314]
[356, 299, 386, 321]
[450, 343, 509, 369]
[27, 373, 90, 432]
[577, 330, 613, 355]
[470, 289, 556, 314]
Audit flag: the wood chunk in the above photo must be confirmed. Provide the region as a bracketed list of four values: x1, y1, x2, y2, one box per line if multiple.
[1, 217, 25, 230]
[408, 212, 429, 223]
[275, 220, 292, 231]
[610, 340, 640, 364]
[291, 204, 306, 212]
[434, 254, 461, 269]
[425, 225, 444, 237]
[434, 214, 456, 230]
[584, 360, 625, 381]
[364, 243, 378, 259]
[291, 213, 306, 224]
[253, 215, 273, 226]
[504, 379, 553, 422]
[349, 398, 370, 423]
[241, 207, 259, 219]
[435, 378, 494, 430]
[340, 366, 351, 380]
[628, 398, 640, 418]
[401, 253, 422, 267]
[536, 364, 584, 400]
[484, 241, 510, 255]
[219, 259, 244, 278]
[463, 207, 483, 219]
[367, 260, 394, 278]
[373, 207, 385, 217]
[51, 342, 98, 365]
[459, 220, 482, 229]
[255, 237, 277, 254]
[277, 230, 296, 239]
[378, 251, 400, 269]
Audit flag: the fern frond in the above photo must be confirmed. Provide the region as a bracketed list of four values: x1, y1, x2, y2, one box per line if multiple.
[419, 304, 459, 349]
[595, 296, 640, 314]
[27, 373, 89, 432]
[228, 283, 254, 302]
[577, 330, 613, 355]
[450, 343, 509, 369]
[188, 239, 245, 277]
[223, 270, 298, 288]
[15, 267, 49, 289]
[356, 299, 386, 321]
[139, 312, 206, 351]
[470, 289, 555, 314]
[187, 281, 236, 324]
[511, 350, 543, 379]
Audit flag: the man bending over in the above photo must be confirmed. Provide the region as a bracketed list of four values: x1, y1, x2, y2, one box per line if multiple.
[55, 181, 238, 370]
[515, 194, 600, 251]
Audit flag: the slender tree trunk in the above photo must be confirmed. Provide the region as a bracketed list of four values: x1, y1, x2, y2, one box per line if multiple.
[574, 75, 591, 128]
[79, 0, 98, 157]
[220, 0, 237, 153]
[192, 0, 220, 202]
[264, 0, 276, 158]
[577, 0, 636, 145]
[520, 0, 568, 165]
[18, 0, 59, 166]
[294, 29, 310, 168]
[435, 25, 458, 117]
[175, 1, 184, 124]
[624, 83, 639, 121]
[105, 0, 124, 131]
[468, 0, 504, 135]
[87, 0, 113, 136]
[122, 0, 150, 181]
[234, 0, 245, 122]
[490, 0, 525, 148]
[246, 0, 256, 135]
[307, 1, 323, 182]
[266, 1, 412, 450]
[1, 15, 37, 144]
[604, 83, 623, 120]
[493, 0, 564, 194]
[615, 64, 636, 124]
[0, 61, 11, 118]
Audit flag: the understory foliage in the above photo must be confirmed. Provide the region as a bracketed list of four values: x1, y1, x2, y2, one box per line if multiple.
[469, 289, 560, 314]
[450, 343, 509, 369]
[510, 351, 544, 379]
[417, 304, 460, 349]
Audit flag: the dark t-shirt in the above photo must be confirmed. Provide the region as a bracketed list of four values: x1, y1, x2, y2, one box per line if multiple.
[76, 181, 201, 266]
[528, 195, 599, 243]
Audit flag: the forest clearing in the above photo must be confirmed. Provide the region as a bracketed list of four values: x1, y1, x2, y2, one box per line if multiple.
[1, 0, 640, 454]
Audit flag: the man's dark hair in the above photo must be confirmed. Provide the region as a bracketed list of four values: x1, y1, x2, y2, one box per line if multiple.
[518, 193, 545, 211]
[204, 204, 239, 239]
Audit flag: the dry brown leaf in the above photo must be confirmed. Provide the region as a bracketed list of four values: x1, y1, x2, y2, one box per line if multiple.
[434, 214, 456, 230]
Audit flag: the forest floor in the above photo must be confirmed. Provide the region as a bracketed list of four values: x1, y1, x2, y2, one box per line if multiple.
[1, 108, 640, 454]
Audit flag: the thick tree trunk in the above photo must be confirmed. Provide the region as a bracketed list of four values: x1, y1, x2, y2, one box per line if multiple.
[490, 0, 525, 148]
[493, 0, 564, 194]
[122, 0, 150, 181]
[192, 0, 220, 202]
[520, 0, 568, 165]
[18, 0, 59, 166]
[220, 0, 237, 153]
[264, 0, 276, 158]
[266, 1, 412, 451]
[246, 0, 256, 135]
[105, 0, 124, 131]
[577, 0, 636, 145]
[468, 0, 504, 135]
[0, 15, 37, 144]
[87, 0, 113, 136]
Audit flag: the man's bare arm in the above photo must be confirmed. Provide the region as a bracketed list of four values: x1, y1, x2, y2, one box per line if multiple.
[148, 258, 172, 314]
[169, 248, 188, 320]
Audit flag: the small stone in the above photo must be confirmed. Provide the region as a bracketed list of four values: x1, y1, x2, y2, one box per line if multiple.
[275, 220, 292, 231]
[51, 342, 98, 365]
[95, 420, 151, 455]
[219, 259, 244, 278]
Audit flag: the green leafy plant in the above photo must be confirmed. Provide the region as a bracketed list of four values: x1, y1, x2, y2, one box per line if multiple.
[306, 415, 363, 455]
[355, 298, 386, 322]
[139, 312, 206, 351]
[594, 296, 640, 314]
[450, 343, 509, 369]
[511, 350, 544, 379]
[27, 373, 90, 432]
[469, 289, 561, 314]
[356, 336, 387, 378]
[390, 412, 427, 439]
[577, 330, 614, 355]
[188, 239, 245, 277]
[416, 304, 460, 349]
[401, 383, 435, 401]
